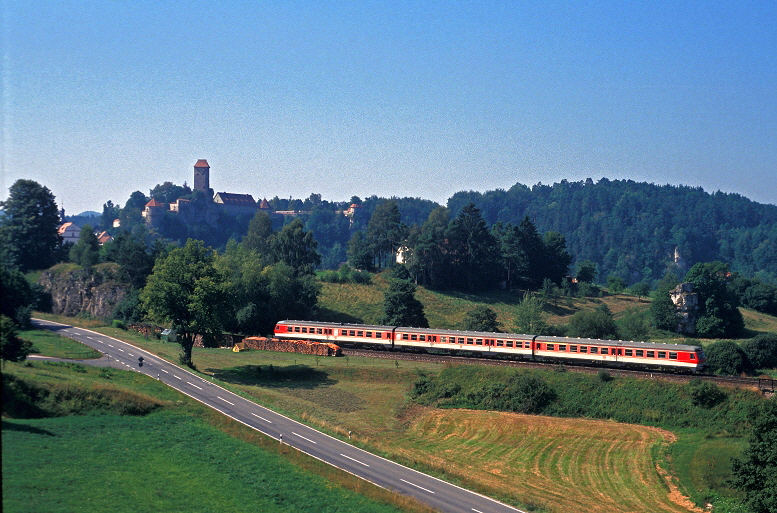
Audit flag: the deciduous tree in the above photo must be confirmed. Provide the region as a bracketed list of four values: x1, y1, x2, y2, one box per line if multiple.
[732, 399, 777, 513]
[140, 239, 231, 366]
[462, 306, 501, 332]
[69, 225, 100, 268]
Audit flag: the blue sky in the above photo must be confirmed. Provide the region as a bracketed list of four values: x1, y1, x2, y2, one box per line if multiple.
[2, 1, 775, 215]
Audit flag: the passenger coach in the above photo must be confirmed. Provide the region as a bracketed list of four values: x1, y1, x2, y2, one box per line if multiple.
[274, 320, 706, 372]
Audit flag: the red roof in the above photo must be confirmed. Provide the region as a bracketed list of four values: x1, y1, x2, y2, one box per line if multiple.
[259, 198, 271, 209]
[145, 199, 164, 207]
[194, 159, 210, 168]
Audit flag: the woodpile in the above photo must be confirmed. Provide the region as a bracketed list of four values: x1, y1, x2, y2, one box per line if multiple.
[127, 323, 162, 338]
[242, 337, 341, 357]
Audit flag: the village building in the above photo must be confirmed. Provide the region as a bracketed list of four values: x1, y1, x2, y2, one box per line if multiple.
[58, 222, 81, 244]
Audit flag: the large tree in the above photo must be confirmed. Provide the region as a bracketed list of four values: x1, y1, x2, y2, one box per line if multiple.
[732, 399, 777, 513]
[685, 261, 744, 338]
[242, 210, 274, 255]
[380, 278, 428, 328]
[445, 203, 501, 292]
[69, 225, 100, 267]
[0, 179, 62, 272]
[268, 218, 320, 276]
[140, 239, 231, 366]
[215, 241, 319, 336]
[1, 315, 33, 367]
[366, 200, 402, 269]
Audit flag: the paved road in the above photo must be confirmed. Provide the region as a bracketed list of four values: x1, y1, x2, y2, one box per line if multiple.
[31, 319, 525, 513]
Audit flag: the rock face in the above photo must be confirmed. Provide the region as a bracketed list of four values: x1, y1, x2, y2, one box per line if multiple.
[38, 264, 130, 319]
[669, 282, 699, 334]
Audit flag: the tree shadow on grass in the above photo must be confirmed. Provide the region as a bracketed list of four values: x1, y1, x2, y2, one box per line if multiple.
[2, 420, 56, 436]
[206, 364, 337, 390]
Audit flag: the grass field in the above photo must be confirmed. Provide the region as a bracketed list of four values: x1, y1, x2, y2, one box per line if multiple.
[26, 289, 775, 513]
[20, 329, 102, 359]
[1, 362, 434, 513]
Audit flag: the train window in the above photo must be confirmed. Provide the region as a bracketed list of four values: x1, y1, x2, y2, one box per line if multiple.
[580, 346, 588, 353]
[317, 328, 323, 334]
[347, 330, 353, 336]
[366, 331, 372, 338]
[496, 340, 504, 347]
[690, 353, 696, 360]
[457, 337, 464, 344]
[420, 335, 426, 341]
[525, 341, 531, 348]
[476, 339, 483, 345]
[647, 351, 654, 358]
[440, 336, 447, 343]
[669, 352, 678, 359]
[411, 334, 417, 341]
[430, 336, 436, 342]
[402, 333, 409, 340]
[466, 338, 474, 345]
[300, 327, 306, 333]
[547, 343, 555, 350]
[570, 346, 578, 352]
[636, 350, 643, 357]
[590, 347, 598, 354]
[506, 340, 513, 347]
[625, 349, 633, 356]
[356, 331, 362, 337]
[658, 351, 666, 358]
[294, 326, 300, 332]
[559, 344, 567, 351]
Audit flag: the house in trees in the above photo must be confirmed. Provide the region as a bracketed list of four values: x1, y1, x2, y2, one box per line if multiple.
[58, 222, 81, 244]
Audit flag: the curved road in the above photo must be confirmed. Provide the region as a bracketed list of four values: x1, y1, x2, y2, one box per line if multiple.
[31, 319, 525, 513]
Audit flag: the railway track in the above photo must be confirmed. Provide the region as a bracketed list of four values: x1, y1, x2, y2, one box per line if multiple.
[341, 347, 775, 392]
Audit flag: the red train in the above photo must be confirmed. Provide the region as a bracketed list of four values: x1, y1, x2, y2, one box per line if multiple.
[274, 320, 706, 372]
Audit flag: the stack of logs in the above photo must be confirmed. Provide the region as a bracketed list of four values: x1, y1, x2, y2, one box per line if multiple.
[127, 323, 163, 338]
[243, 337, 341, 357]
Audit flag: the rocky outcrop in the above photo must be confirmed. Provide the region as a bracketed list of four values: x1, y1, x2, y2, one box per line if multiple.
[669, 282, 699, 334]
[38, 264, 130, 319]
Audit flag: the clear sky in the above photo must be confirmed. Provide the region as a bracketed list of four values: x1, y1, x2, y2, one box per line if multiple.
[2, 1, 775, 215]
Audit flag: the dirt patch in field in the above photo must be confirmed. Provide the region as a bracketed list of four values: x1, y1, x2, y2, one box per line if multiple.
[400, 409, 698, 513]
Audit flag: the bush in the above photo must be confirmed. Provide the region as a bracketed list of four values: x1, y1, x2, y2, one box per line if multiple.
[112, 319, 127, 330]
[705, 340, 751, 376]
[741, 333, 777, 370]
[688, 379, 726, 408]
[502, 373, 557, 413]
[598, 370, 613, 382]
[567, 304, 619, 340]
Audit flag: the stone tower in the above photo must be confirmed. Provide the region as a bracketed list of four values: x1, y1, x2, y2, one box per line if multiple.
[193, 159, 210, 194]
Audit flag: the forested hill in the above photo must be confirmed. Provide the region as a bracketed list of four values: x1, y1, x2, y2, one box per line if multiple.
[447, 179, 777, 285]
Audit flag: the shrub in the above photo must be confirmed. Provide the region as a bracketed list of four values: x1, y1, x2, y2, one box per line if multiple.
[705, 340, 751, 376]
[112, 319, 127, 330]
[598, 370, 613, 382]
[503, 373, 556, 414]
[741, 333, 777, 370]
[688, 379, 726, 408]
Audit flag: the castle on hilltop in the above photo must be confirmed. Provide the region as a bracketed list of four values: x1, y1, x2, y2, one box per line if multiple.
[142, 159, 275, 227]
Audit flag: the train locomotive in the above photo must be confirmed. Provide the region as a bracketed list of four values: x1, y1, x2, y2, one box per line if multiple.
[274, 320, 706, 372]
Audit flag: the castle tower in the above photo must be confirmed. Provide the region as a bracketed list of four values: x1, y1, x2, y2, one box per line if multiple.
[193, 159, 210, 194]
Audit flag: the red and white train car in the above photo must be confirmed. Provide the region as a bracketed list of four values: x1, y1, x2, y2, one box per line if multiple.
[274, 320, 706, 372]
[533, 336, 704, 370]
